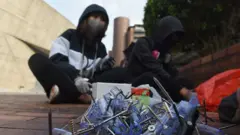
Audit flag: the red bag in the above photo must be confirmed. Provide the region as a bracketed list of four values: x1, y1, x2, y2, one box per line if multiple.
[131, 88, 150, 96]
[196, 69, 240, 112]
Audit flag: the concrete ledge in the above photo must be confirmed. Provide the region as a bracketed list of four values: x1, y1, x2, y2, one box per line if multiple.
[213, 49, 227, 60]
[201, 55, 212, 64]
[228, 44, 240, 55]
[179, 43, 240, 86]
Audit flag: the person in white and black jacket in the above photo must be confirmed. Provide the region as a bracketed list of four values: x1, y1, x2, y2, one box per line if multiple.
[47, 4, 114, 103]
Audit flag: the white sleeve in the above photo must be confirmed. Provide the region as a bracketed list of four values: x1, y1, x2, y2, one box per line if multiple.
[49, 36, 70, 58]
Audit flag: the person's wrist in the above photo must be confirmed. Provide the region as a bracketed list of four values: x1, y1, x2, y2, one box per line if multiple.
[74, 76, 89, 83]
[74, 76, 81, 82]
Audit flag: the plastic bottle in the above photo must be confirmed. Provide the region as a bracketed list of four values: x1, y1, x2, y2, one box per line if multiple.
[197, 124, 224, 135]
[189, 93, 199, 107]
[98, 98, 108, 114]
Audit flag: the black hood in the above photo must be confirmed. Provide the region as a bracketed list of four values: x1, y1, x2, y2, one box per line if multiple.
[77, 4, 109, 30]
[151, 16, 184, 53]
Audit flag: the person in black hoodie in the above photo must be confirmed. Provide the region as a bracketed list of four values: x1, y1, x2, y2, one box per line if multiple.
[127, 16, 192, 102]
[45, 4, 114, 103]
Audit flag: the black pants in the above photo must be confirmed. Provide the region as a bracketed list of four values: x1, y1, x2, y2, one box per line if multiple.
[42, 66, 128, 103]
[28, 54, 81, 103]
[91, 67, 132, 83]
[31, 57, 184, 103]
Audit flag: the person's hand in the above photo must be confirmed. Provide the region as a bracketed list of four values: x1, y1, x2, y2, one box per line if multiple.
[96, 55, 115, 72]
[74, 77, 92, 94]
[100, 55, 115, 70]
[180, 87, 191, 101]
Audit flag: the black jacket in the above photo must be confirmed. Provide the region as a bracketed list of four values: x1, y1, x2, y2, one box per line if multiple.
[49, 4, 109, 80]
[127, 16, 184, 90]
[219, 89, 240, 124]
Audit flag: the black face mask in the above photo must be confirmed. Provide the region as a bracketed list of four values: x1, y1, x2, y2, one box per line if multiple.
[155, 32, 182, 54]
[85, 18, 106, 42]
[88, 19, 105, 35]
[154, 41, 174, 56]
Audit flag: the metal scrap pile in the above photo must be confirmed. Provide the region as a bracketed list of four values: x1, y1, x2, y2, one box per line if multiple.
[52, 79, 223, 135]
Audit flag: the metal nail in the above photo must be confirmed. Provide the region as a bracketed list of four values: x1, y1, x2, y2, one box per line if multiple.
[195, 126, 200, 135]
[153, 77, 174, 103]
[219, 124, 238, 130]
[106, 95, 114, 112]
[147, 106, 162, 124]
[163, 102, 173, 118]
[70, 119, 76, 135]
[48, 109, 52, 135]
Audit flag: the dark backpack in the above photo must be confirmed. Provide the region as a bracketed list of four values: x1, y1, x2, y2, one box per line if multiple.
[218, 89, 240, 124]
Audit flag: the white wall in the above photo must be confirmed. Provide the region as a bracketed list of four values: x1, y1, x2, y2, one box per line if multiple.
[0, 0, 75, 92]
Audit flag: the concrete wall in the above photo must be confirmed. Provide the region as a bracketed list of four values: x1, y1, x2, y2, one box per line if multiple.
[0, 0, 75, 92]
[112, 17, 129, 66]
[179, 44, 240, 86]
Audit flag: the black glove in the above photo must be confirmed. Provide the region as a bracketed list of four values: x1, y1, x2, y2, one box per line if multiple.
[95, 55, 115, 73]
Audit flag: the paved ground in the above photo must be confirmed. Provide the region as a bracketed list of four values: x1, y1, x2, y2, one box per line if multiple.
[197, 112, 240, 135]
[0, 94, 238, 135]
[0, 94, 88, 135]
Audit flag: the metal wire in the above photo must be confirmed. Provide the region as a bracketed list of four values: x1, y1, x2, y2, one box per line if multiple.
[195, 126, 200, 135]
[219, 124, 238, 130]
[153, 77, 174, 103]
[107, 127, 116, 135]
[69, 119, 76, 135]
[60, 85, 206, 135]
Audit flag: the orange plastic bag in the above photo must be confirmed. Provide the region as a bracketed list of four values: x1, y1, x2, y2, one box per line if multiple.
[196, 69, 240, 112]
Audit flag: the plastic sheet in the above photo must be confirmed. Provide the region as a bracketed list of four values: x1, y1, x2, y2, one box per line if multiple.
[196, 69, 240, 111]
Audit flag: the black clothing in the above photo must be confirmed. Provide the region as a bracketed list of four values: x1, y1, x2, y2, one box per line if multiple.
[151, 16, 184, 54]
[49, 29, 107, 79]
[76, 4, 109, 41]
[29, 4, 110, 103]
[126, 16, 185, 102]
[91, 67, 132, 83]
[92, 68, 184, 102]
[219, 89, 240, 124]
[49, 4, 109, 80]
[132, 72, 184, 102]
[28, 54, 81, 103]
[77, 4, 109, 30]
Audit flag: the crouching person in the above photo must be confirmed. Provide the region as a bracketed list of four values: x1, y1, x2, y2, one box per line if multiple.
[30, 4, 114, 104]
[127, 16, 193, 102]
